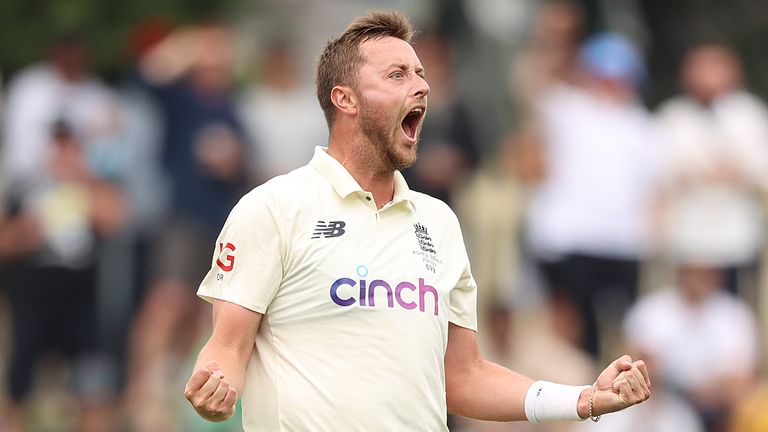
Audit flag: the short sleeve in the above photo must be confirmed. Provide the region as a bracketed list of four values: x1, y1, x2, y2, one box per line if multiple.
[197, 188, 284, 313]
[447, 217, 478, 331]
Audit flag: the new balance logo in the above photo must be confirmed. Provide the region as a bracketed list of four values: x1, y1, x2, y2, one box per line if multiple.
[311, 220, 347, 239]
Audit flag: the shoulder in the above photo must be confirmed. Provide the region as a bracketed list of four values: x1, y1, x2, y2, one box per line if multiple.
[82, 76, 116, 97]
[656, 97, 724, 132]
[711, 291, 756, 319]
[410, 191, 459, 221]
[719, 91, 768, 118]
[655, 97, 702, 133]
[233, 163, 332, 223]
[537, 81, 582, 111]
[626, 288, 678, 322]
[5, 64, 55, 98]
[238, 165, 320, 208]
[9, 64, 51, 85]
[657, 96, 693, 114]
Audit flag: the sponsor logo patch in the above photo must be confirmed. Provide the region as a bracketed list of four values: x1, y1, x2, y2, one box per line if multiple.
[311, 220, 346, 239]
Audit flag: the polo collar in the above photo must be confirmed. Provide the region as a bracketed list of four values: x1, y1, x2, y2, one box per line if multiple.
[309, 146, 416, 210]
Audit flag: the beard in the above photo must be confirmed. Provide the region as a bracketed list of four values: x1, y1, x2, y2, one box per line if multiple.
[358, 96, 419, 171]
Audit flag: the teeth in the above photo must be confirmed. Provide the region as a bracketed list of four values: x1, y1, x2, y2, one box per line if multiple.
[410, 108, 423, 114]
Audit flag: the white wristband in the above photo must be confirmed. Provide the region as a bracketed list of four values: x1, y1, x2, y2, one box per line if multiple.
[524, 380, 590, 423]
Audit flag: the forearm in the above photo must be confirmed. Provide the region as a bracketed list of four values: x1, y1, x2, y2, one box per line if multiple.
[447, 358, 593, 422]
[194, 337, 251, 396]
[186, 301, 260, 421]
[444, 324, 620, 423]
[446, 358, 534, 421]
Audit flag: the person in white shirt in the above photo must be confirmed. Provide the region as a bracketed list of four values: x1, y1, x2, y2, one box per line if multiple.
[656, 43, 768, 295]
[237, 40, 327, 184]
[522, 32, 661, 357]
[183, 10, 650, 431]
[624, 260, 759, 431]
[2, 34, 121, 185]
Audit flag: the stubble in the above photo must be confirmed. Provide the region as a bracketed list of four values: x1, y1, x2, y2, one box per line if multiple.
[358, 96, 419, 171]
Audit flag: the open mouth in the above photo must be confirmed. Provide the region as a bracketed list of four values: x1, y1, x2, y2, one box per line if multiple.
[401, 107, 425, 142]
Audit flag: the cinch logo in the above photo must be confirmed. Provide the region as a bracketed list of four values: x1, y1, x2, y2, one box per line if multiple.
[312, 220, 346, 239]
[216, 242, 236, 272]
[329, 265, 439, 316]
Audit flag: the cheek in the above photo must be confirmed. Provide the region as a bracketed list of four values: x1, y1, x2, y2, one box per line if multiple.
[364, 101, 396, 126]
[364, 89, 398, 110]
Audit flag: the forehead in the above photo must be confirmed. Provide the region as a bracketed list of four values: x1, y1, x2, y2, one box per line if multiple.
[359, 36, 422, 69]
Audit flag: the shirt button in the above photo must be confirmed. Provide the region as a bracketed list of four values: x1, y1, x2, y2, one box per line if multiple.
[366, 196, 372, 201]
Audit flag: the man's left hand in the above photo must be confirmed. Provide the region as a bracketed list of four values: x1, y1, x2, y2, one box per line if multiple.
[579, 355, 651, 418]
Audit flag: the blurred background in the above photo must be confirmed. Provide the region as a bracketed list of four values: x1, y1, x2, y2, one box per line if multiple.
[1, 0, 768, 431]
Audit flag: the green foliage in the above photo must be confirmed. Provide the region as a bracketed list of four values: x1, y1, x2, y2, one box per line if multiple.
[0, 0, 240, 82]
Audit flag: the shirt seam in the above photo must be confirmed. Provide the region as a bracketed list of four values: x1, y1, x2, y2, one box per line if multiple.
[198, 291, 268, 314]
[264, 313, 283, 431]
[262, 188, 288, 286]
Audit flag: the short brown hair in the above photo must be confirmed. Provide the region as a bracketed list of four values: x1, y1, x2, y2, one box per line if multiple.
[316, 10, 415, 128]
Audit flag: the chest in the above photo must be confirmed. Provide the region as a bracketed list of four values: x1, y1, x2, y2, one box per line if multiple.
[266, 202, 459, 326]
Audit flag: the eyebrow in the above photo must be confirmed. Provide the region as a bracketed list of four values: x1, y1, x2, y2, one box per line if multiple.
[387, 63, 426, 77]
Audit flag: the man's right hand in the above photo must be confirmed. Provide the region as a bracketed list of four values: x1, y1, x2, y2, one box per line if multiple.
[184, 360, 238, 422]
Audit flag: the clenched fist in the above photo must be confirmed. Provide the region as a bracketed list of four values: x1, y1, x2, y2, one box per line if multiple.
[184, 361, 238, 422]
[580, 355, 651, 418]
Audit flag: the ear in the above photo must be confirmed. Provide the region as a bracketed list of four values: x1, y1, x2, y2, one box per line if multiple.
[330, 85, 358, 117]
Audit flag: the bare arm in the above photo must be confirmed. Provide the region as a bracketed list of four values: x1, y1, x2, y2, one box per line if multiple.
[445, 323, 651, 422]
[184, 299, 262, 422]
[444, 323, 533, 421]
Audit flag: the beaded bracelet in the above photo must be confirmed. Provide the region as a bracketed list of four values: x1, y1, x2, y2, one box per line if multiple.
[589, 382, 601, 422]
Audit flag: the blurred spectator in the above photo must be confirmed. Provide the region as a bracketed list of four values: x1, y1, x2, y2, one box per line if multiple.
[120, 17, 174, 240]
[2, 33, 123, 185]
[1, 32, 127, 432]
[521, 33, 661, 357]
[1, 119, 126, 432]
[125, 22, 248, 432]
[624, 262, 760, 431]
[656, 43, 768, 298]
[237, 39, 326, 184]
[504, 0, 583, 186]
[0, 3, 764, 431]
[95, 17, 175, 401]
[403, 31, 479, 206]
[495, 1, 584, 316]
[451, 165, 526, 320]
[509, 0, 583, 113]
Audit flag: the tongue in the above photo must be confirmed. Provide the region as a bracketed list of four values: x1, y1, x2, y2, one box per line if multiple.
[402, 117, 414, 139]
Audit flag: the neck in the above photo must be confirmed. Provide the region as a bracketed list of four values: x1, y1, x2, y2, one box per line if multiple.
[327, 127, 396, 209]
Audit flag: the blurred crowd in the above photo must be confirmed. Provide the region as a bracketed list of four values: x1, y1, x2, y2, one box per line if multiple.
[0, 1, 767, 431]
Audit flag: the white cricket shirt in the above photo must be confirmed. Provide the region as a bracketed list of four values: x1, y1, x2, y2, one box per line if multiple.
[198, 146, 478, 431]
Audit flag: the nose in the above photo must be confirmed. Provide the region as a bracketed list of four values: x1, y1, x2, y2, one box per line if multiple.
[413, 74, 430, 99]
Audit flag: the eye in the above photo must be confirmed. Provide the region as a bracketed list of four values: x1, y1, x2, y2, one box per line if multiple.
[390, 71, 405, 80]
